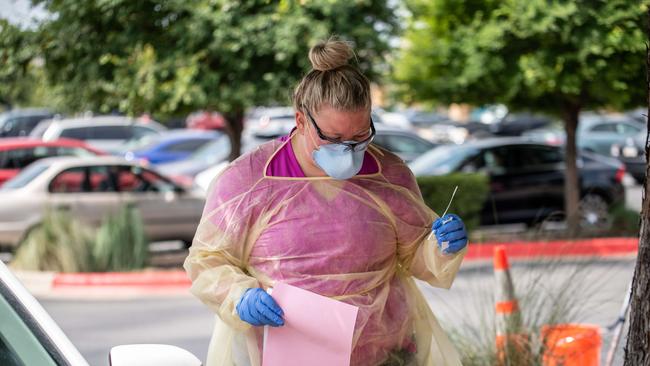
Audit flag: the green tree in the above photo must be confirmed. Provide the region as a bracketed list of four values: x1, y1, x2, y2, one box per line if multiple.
[394, 0, 647, 234]
[30, 0, 398, 159]
[0, 19, 41, 109]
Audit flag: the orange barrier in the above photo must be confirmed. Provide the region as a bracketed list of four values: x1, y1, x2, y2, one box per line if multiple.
[542, 324, 601, 366]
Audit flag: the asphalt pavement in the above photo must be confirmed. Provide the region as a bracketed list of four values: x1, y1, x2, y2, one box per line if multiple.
[40, 258, 635, 366]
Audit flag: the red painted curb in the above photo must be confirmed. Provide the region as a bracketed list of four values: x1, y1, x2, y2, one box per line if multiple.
[52, 271, 191, 288]
[48, 238, 638, 288]
[465, 237, 638, 261]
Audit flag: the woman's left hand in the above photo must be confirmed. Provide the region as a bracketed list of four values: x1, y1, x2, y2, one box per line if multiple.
[431, 214, 468, 254]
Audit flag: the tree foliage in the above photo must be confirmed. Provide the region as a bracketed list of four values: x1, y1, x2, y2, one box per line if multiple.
[27, 0, 398, 119]
[395, 0, 647, 114]
[395, 0, 647, 234]
[0, 19, 43, 109]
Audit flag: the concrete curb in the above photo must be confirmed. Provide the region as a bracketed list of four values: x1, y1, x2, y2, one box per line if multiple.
[11, 237, 638, 299]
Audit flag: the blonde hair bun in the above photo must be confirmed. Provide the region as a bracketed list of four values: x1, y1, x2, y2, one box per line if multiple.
[308, 38, 353, 72]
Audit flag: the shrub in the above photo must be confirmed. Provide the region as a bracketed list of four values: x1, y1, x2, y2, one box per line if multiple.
[608, 203, 640, 236]
[417, 173, 490, 231]
[12, 205, 149, 272]
[12, 209, 94, 272]
[92, 205, 149, 272]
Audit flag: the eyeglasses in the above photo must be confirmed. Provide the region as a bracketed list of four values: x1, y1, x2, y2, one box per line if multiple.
[305, 109, 375, 152]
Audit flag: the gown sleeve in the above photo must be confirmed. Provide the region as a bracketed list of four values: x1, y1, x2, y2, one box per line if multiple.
[386, 159, 467, 289]
[183, 162, 265, 331]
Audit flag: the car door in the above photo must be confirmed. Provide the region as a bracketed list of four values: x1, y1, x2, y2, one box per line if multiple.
[115, 165, 203, 243]
[473, 145, 564, 225]
[47, 166, 123, 227]
[508, 145, 565, 223]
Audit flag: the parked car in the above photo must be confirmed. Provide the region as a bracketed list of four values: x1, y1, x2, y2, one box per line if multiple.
[0, 108, 57, 138]
[123, 129, 222, 165]
[245, 110, 295, 139]
[490, 113, 554, 136]
[30, 116, 167, 153]
[372, 125, 437, 162]
[0, 260, 201, 366]
[524, 115, 646, 179]
[610, 137, 646, 183]
[156, 134, 264, 186]
[0, 138, 104, 186]
[409, 138, 625, 227]
[0, 156, 204, 248]
[186, 110, 226, 130]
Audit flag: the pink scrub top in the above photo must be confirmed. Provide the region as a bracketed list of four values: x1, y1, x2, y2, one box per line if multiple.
[266, 132, 379, 178]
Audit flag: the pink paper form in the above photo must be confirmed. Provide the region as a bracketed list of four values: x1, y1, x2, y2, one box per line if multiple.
[262, 282, 359, 366]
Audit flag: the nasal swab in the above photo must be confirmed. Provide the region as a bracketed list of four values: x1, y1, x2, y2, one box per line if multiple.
[427, 185, 459, 242]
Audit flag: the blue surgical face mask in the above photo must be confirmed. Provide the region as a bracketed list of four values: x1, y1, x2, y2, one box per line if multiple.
[312, 142, 366, 180]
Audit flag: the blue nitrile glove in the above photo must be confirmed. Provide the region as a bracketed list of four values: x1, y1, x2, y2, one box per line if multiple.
[236, 288, 285, 327]
[432, 214, 468, 255]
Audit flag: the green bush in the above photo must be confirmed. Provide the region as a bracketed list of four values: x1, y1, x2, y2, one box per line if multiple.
[12, 209, 95, 273]
[92, 205, 149, 272]
[12, 206, 149, 272]
[608, 203, 640, 236]
[417, 174, 489, 231]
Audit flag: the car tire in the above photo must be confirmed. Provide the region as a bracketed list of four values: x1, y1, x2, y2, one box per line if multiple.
[579, 194, 611, 230]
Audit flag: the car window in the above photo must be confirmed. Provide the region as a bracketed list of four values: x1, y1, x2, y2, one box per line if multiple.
[59, 127, 91, 140]
[192, 137, 231, 164]
[132, 126, 159, 139]
[408, 145, 476, 175]
[116, 165, 177, 193]
[87, 166, 116, 192]
[3, 116, 49, 137]
[50, 167, 86, 193]
[53, 147, 96, 158]
[382, 134, 432, 154]
[161, 139, 210, 153]
[617, 123, 641, 134]
[0, 148, 43, 169]
[1, 162, 50, 190]
[498, 145, 563, 173]
[589, 123, 616, 133]
[482, 148, 510, 174]
[0, 289, 57, 366]
[89, 126, 130, 140]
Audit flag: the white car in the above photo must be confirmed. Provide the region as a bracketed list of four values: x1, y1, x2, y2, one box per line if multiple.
[0, 260, 201, 366]
[0, 156, 204, 248]
[30, 116, 166, 153]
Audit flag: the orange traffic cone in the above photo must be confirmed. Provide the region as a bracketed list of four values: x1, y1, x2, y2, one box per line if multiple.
[494, 245, 529, 364]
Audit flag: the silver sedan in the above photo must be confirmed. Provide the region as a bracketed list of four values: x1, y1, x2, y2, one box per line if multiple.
[0, 156, 205, 248]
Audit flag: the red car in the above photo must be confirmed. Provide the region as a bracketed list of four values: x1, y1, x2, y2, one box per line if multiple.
[0, 138, 105, 186]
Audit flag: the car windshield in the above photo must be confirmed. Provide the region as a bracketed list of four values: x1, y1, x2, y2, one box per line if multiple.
[408, 145, 477, 176]
[1, 161, 51, 190]
[190, 136, 231, 164]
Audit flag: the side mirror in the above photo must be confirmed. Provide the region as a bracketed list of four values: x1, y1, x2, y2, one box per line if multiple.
[109, 344, 202, 366]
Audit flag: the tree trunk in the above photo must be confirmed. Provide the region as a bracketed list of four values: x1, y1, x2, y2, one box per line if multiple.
[623, 8, 650, 365]
[224, 109, 244, 162]
[562, 103, 581, 236]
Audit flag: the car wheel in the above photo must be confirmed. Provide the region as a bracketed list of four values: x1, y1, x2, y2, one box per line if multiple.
[579, 194, 611, 230]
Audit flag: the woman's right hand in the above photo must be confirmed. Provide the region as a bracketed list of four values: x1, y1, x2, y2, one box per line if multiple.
[236, 288, 285, 327]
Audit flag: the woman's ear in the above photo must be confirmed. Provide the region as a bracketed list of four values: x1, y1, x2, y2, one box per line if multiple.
[295, 111, 305, 135]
